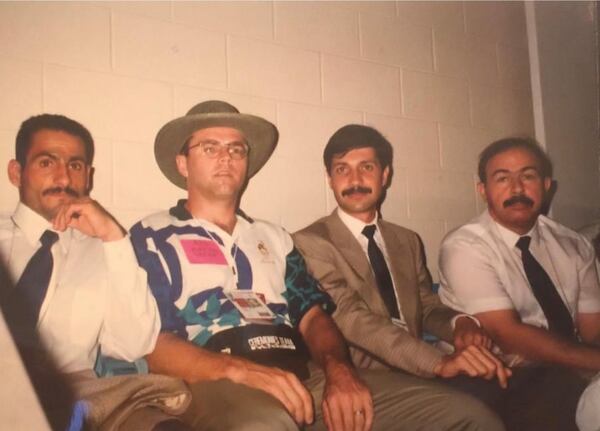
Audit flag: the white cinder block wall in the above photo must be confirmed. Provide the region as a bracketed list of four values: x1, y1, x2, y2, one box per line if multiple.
[0, 1, 536, 279]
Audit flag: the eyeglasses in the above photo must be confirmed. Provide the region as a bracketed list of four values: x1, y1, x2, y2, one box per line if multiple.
[184, 140, 249, 160]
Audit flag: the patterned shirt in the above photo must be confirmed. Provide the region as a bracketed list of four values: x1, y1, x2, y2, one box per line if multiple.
[130, 200, 333, 347]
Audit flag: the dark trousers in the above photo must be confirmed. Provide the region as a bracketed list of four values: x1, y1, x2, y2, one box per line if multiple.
[443, 367, 588, 431]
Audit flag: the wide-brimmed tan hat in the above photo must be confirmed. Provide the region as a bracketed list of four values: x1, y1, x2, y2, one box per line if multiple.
[154, 100, 279, 189]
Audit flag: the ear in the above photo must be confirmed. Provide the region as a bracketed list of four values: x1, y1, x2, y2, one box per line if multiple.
[543, 177, 551, 193]
[85, 165, 94, 196]
[477, 181, 487, 202]
[381, 165, 390, 187]
[7, 160, 21, 188]
[175, 155, 188, 179]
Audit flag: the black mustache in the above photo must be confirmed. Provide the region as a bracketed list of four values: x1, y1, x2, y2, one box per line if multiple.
[341, 186, 372, 197]
[503, 195, 534, 208]
[42, 187, 80, 198]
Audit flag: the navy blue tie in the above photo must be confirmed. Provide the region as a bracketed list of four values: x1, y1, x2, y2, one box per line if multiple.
[516, 236, 574, 338]
[362, 225, 399, 319]
[11, 230, 59, 332]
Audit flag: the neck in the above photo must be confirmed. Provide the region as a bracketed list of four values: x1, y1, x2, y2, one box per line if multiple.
[186, 196, 238, 234]
[342, 208, 377, 224]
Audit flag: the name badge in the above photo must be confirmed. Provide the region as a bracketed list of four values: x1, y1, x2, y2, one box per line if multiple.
[227, 290, 276, 321]
[181, 239, 227, 265]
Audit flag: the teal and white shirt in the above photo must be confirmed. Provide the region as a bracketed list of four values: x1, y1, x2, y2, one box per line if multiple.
[130, 200, 333, 347]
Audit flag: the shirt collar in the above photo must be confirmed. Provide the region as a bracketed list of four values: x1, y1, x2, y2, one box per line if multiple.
[170, 199, 254, 224]
[169, 199, 251, 241]
[336, 207, 379, 240]
[12, 202, 69, 248]
[492, 215, 540, 250]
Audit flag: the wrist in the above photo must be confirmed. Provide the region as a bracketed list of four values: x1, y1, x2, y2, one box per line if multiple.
[452, 314, 481, 331]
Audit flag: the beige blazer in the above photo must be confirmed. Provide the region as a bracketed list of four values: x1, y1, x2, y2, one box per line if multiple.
[293, 211, 458, 377]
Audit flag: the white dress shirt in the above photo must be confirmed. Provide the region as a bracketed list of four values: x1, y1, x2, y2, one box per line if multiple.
[0, 203, 160, 373]
[336, 208, 406, 325]
[439, 210, 600, 330]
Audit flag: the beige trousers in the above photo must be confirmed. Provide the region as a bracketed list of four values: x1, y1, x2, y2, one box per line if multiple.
[180, 366, 504, 431]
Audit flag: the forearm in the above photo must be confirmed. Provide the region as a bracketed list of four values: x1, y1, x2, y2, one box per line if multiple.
[146, 332, 242, 384]
[299, 306, 351, 371]
[494, 322, 600, 370]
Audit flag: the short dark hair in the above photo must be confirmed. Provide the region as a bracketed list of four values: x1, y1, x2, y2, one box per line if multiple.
[323, 124, 393, 174]
[478, 137, 552, 183]
[15, 114, 94, 167]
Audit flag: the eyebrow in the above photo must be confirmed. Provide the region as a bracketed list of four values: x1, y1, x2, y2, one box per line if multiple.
[490, 165, 539, 177]
[30, 151, 87, 164]
[196, 139, 248, 146]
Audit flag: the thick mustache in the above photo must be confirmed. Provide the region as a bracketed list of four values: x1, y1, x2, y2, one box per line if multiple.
[341, 186, 372, 197]
[503, 195, 534, 208]
[42, 187, 80, 198]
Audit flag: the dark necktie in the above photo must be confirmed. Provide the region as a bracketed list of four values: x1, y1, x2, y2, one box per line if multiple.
[362, 225, 399, 319]
[10, 230, 59, 332]
[516, 236, 574, 338]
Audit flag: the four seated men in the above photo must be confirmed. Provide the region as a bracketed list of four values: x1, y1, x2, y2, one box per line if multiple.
[439, 137, 600, 430]
[4, 109, 597, 431]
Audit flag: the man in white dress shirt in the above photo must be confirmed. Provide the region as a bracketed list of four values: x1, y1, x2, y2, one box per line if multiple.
[0, 114, 188, 430]
[439, 136, 600, 430]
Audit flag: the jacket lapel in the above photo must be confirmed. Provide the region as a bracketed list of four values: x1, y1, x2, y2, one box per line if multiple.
[378, 221, 420, 335]
[324, 211, 392, 316]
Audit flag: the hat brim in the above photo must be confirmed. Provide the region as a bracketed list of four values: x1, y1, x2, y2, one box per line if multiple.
[155, 112, 278, 190]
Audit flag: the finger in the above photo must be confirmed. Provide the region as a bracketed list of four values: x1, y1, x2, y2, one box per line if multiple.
[454, 352, 482, 377]
[322, 401, 333, 431]
[472, 332, 484, 346]
[53, 204, 70, 232]
[265, 383, 302, 424]
[285, 373, 313, 424]
[454, 335, 467, 351]
[352, 405, 364, 431]
[478, 348, 510, 388]
[325, 397, 345, 431]
[460, 348, 492, 376]
[483, 335, 493, 350]
[358, 393, 374, 431]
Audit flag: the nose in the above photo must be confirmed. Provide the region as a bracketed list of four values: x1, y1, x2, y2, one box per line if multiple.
[348, 168, 362, 185]
[510, 175, 524, 194]
[217, 146, 232, 163]
[53, 161, 71, 187]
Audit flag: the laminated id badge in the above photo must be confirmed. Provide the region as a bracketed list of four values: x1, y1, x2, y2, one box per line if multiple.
[226, 290, 276, 321]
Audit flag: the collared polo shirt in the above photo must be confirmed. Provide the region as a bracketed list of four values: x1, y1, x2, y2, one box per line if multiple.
[130, 200, 333, 346]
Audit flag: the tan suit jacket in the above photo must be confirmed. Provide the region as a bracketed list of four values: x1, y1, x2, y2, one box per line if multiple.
[293, 211, 458, 377]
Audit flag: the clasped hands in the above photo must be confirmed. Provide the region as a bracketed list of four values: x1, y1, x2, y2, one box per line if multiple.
[435, 316, 512, 388]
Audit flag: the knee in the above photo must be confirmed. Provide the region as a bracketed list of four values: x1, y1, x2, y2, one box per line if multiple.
[441, 394, 505, 431]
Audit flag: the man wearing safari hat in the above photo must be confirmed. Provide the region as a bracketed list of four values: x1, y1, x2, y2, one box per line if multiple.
[129, 101, 503, 431]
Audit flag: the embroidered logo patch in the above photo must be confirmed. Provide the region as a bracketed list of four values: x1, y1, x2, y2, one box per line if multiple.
[181, 239, 227, 265]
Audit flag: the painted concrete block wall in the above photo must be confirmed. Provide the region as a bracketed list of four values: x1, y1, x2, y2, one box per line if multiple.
[531, 2, 600, 229]
[0, 1, 535, 279]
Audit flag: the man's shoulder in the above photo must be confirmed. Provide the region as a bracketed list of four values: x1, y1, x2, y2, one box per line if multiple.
[246, 216, 289, 238]
[293, 215, 331, 241]
[0, 212, 15, 242]
[538, 215, 584, 241]
[131, 210, 175, 231]
[442, 212, 494, 248]
[538, 215, 595, 253]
